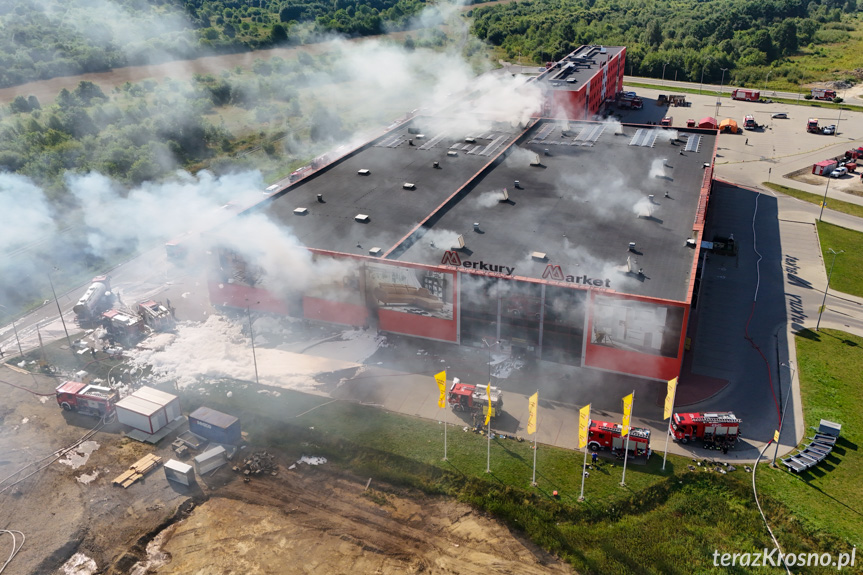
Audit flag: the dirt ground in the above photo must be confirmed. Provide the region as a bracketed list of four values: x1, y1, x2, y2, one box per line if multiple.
[0, 364, 571, 575]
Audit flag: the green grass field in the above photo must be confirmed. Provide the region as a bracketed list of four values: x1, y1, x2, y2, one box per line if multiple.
[757, 329, 863, 548]
[764, 181, 863, 219]
[815, 220, 863, 298]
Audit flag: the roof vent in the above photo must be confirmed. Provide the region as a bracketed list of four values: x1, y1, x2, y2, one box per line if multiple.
[355, 214, 370, 223]
[473, 222, 480, 232]
[369, 247, 382, 256]
[500, 188, 510, 202]
[403, 182, 416, 190]
[465, 137, 476, 144]
[529, 153, 542, 167]
[628, 241, 636, 252]
[293, 207, 308, 215]
[317, 193, 324, 203]
[433, 161, 440, 169]
[648, 194, 655, 203]
[626, 255, 634, 272]
[447, 151, 458, 157]
[357, 169, 370, 176]
[453, 234, 465, 249]
[531, 252, 548, 261]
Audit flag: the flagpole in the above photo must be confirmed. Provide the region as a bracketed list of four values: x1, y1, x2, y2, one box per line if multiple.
[621, 390, 634, 486]
[662, 384, 677, 471]
[531, 389, 538, 486]
[443, 398, 448, 461]
[579, 405, 591, 501]
[486, 413, 491, 473]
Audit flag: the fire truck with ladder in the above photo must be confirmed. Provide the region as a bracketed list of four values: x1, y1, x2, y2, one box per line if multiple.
[448, 378, 503, 421]
[670, 412, 741, 449]
[587, 420, 651, 456]
[55, 381, 119, 417]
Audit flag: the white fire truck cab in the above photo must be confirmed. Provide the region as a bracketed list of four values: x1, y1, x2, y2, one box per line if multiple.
[587, 419, 651, 456]
[670, 412, 741, 449]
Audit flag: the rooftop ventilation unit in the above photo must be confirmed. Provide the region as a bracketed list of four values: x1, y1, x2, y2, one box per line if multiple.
[500, 188, 509, 202]
[453, 234, 465, 249]
[355, 214, 370, 223]
[293, 207, 308, 215]
[648, 194, 655, 203]
[447, 151, 458, 157]
[628, 241, 636, 252]
[465, 137, 476, 144]
[626, 255, 634, 273]
[531, 252, 547, 261]
[403, 182, 416, 190]
[357, 169, 370, 176]
[529, 153, 542, 167]
[317, 193, 324, 203]
[433, 161, 440, 169]
[369, 247, 382, 256]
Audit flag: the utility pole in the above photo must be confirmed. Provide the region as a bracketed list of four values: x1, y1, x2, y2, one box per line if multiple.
[816, 249, 844, 331]
[47, 269, 73, 350]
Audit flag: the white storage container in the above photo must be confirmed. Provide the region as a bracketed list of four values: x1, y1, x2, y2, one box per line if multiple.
[164, 459, 195, 486]
[194, 446, 227, 475]
[115, 395, 168, 434]
[133, 386, 181, 421]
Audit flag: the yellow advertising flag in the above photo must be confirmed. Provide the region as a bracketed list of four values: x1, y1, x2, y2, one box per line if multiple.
[484, 382, 493, 426]
[578, 404, 591, 449]
[774, 429, 780, 443]
[663, 377, 678, 420]
[622, 393, 634, 437]
[527, 392, 538, 435]
[435, 371, 447, 409]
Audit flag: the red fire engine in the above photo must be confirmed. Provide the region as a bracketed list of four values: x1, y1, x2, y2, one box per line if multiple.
[55, 381, 119, 417]
[448, 378, 503, 421]
[587, 420, 651, 455]
[670, 412, 741, 448]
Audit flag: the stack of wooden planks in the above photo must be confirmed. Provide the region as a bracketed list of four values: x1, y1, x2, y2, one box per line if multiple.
[112, 453, 163, 488]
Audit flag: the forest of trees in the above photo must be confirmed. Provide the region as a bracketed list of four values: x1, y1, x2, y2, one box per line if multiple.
[471, 0, 861, 87]
[0, 0, 435, 88]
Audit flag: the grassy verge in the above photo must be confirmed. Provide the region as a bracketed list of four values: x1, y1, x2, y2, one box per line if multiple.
[757, 329, 863, 547]
[815, 220, 863, 298]
[178, 379, 854, 573]
[763, 181, 863, 219]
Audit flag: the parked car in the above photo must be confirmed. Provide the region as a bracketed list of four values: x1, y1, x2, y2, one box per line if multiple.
[771, 112, 788, 119]
[823, 125, 836, 135]
[264, 184, 279, 195]
[830, 167, 848, 178]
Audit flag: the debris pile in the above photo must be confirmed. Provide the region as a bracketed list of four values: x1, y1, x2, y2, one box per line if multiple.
[234, 451, 278, 478]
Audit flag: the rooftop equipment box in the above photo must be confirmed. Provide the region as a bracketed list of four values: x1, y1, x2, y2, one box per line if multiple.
[164, 459, 195, 486]
[115, 386, 180, 434]
[189, 407, 241, 445]
[194, 446, 227, 475]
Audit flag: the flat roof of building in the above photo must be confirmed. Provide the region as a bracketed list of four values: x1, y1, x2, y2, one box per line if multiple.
[533, 45, 625, 93]
[261, 118, 716, 302]
[395, 120, 716, 302]
[262, 121, 523, 256]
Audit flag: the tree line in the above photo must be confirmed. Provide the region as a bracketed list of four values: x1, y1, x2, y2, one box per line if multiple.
[471, 0, 861, 88]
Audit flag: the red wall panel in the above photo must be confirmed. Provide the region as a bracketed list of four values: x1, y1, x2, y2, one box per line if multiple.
[377, 309, 458, 342]
[303, 297, 369, 326]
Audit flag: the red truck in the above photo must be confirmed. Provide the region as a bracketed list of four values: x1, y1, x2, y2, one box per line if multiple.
[55, 381, 119, 417]
[587, 420, 651, 455]
[660, 116, 673, 127]
[743, 115, 758, 130]
[811, 88, 837, 101]
[806, 118, 820, 134]
[448, 378, 503, 421]
[731, 89, 760, 102]
[617, 95, 643, 110]
[670, 411, 741, 449]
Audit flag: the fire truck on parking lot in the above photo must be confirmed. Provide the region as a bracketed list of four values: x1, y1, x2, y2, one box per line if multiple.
[448, 378, 503, 421]
[587, 420, 651, 455]
[670, 412, 741, 449]
[55, 381, 119, 417]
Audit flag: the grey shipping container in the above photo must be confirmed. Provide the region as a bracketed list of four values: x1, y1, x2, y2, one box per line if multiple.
[189, 407, 241, 445]
[164, 459, 195, 486]
[194, 446, 227, 475]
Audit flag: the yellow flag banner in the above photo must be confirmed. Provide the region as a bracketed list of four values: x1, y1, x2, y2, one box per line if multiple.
[622, 393, 633, 436]
[663, 377, 678, 420]
[484, 382, 493, 426]
[435, 371, 447, 408]
[527, 392, 538, 435]
[578, 404, 591, 449]
[774, 429, 780, 443]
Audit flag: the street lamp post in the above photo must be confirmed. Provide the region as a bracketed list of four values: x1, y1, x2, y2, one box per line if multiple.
[246, 304, 260, 385]
[816, 249, 844, 331]
[763, 71, 772, 94]
[818, 176, 832, 222]
[772, 361, 796, 466]
[0, 305, 25, 359]
[661, 62, 668, 86]
[835, 91, 845, 137]
[714, 67, 729, 120]
[47, 269, 72, 350]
